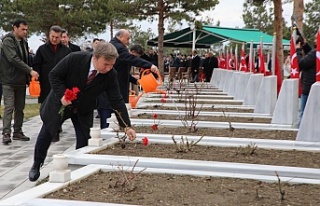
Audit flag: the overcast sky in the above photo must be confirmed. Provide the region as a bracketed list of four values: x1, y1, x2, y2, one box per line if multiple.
[28, 0, 308, 51]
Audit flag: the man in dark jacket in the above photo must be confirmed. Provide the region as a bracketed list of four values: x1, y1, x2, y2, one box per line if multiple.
[0, 19, 39, 145]
[191, 50, 201, 82]
[296, 33, 317, 126]
[173, 53, 182, 70]
[61, 29, 81, 52]
[29, 42, 136, 182]
[110, 29, 158, 103]
[33, 25, 71, 104]
[204, 51, 218, 82]
[33, 25, 71, 142]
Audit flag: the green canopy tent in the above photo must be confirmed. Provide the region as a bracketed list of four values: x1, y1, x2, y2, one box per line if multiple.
[147, 26, 290, 48]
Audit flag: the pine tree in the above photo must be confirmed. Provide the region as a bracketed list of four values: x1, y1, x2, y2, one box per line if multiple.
[0, 0, 121, 37]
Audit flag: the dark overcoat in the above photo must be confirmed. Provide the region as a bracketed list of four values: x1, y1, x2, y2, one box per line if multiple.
[110, 37, 152, 102]
[33, 42, 71, 103]
[40, 52, 131, 137]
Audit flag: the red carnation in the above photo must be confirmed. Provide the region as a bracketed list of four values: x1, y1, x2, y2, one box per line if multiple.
[151, 124, 158, 131]
[161, 98, 166, 103]
[59, 87, 80, 118]
[64, 87, 80, 101]
[142, 137, 149, 146]
[153, 113, 158, 119]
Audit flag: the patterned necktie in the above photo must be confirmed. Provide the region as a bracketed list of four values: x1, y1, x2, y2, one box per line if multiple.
[87, 70, 97, 84]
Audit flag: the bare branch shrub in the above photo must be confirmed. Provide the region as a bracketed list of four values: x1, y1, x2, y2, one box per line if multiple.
[275, 171, 286, 201]
[110, 159, 146, 193]
[236, 142, 258, 155]
[171, 135, 204, 152]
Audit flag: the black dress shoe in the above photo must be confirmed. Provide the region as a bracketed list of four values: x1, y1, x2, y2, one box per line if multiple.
[12, 132, 30, 141]
[52, 133, 60, 142]
[2, 133, 12, 145]
[29, 162, 43, 182]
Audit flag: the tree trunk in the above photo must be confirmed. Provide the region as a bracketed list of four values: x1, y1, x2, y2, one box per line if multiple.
[292, 0, 304, 33]
[110, 19, 114, 38]
[157, 0, 165, 75]
[273, 0, 284, 71]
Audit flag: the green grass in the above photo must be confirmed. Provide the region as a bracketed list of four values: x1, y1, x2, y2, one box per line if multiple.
[1, 103, 41, 120]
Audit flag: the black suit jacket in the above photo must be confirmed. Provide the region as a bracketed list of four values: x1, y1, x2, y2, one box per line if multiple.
[40, 52, 130, 136]
[191, 55, 201, 73]
[110, 37, 152, 102]
[69, 42, 81, 52]
[208, 56, 218, 70]
[33, 42, 71, 103]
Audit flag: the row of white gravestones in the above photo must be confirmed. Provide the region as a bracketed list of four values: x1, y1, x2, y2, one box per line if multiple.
[212, 68, 320, 142]
[46, 73, 320, 186]
[211, 69, 298, 124]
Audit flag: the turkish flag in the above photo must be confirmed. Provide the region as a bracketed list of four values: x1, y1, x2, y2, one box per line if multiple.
[239, 44, 247, 72]
[228, 52, 233, 69]
[275, 55, 282, 95]
[226, 51, 230, 70]
[290, 35, 300, 78]
[219, 53, 226, 69]
[258, 41, 266, 75]
[234, 46, 238, 70]
[316, 28, 320, 81]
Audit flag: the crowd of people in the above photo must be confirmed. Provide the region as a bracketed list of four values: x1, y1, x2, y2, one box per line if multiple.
[0, 19, 159, 182]
[0, 19, 318, 182]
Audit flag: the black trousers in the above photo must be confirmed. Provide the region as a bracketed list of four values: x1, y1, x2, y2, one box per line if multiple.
[34, 114, 91, 163]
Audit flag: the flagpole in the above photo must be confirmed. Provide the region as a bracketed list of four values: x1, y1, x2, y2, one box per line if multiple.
[260, 36, 263, 73]
[271, 33, 276, 75]
[316, 26, 320, 82]
[292, 28, 297, 49]
[249, 41, 253, 73]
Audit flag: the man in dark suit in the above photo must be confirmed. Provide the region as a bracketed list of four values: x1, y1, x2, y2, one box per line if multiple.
[33, 26, 71, 104]
[61, 29, 81, 52]
[204, 51, 218, 82]
[110, 29, 158, 103]
[173, 53, 182, 70]
[28, 42, 136, 182]
[33, 26, 71, 142]
[191, 50, 201, 82]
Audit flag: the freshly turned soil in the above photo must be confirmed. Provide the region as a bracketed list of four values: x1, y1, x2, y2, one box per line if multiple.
[95, 142, 320, 169]
[145, 100, 243, 105]
[134, 113, 271, 123]
[139, 106, 254, 113]
[45, 93, 314, 205]
[45, 171, 320, 206]
[132, 126, 297, 140]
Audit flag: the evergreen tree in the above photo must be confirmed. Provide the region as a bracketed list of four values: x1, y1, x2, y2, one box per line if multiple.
[304, 0, 320, 43]
[242, 1, 274, 34]
[0, 0, 122, 37]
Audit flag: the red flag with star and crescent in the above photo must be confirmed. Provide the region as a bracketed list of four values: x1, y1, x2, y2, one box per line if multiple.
[219, 53, 226, 69]
[316, 27, 320, 81]
[290, 34, 302, 96]
[239, 44, 247, 72]
[290, 35, 300, 78]
[258, 41, 266, 75]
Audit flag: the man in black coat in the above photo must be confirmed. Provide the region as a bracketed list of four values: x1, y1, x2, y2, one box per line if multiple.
[61, 29, 81, 52]
[28, 42, 136, 182]
[173, 53, 182, 70]
[296, 33, 317, 126]
[110, 29, 158, 103]
[33, 25, 71, 104]
[204, 51, 218, 82]
[191, 50, 201, 82]
[33, 25, 72, 142]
